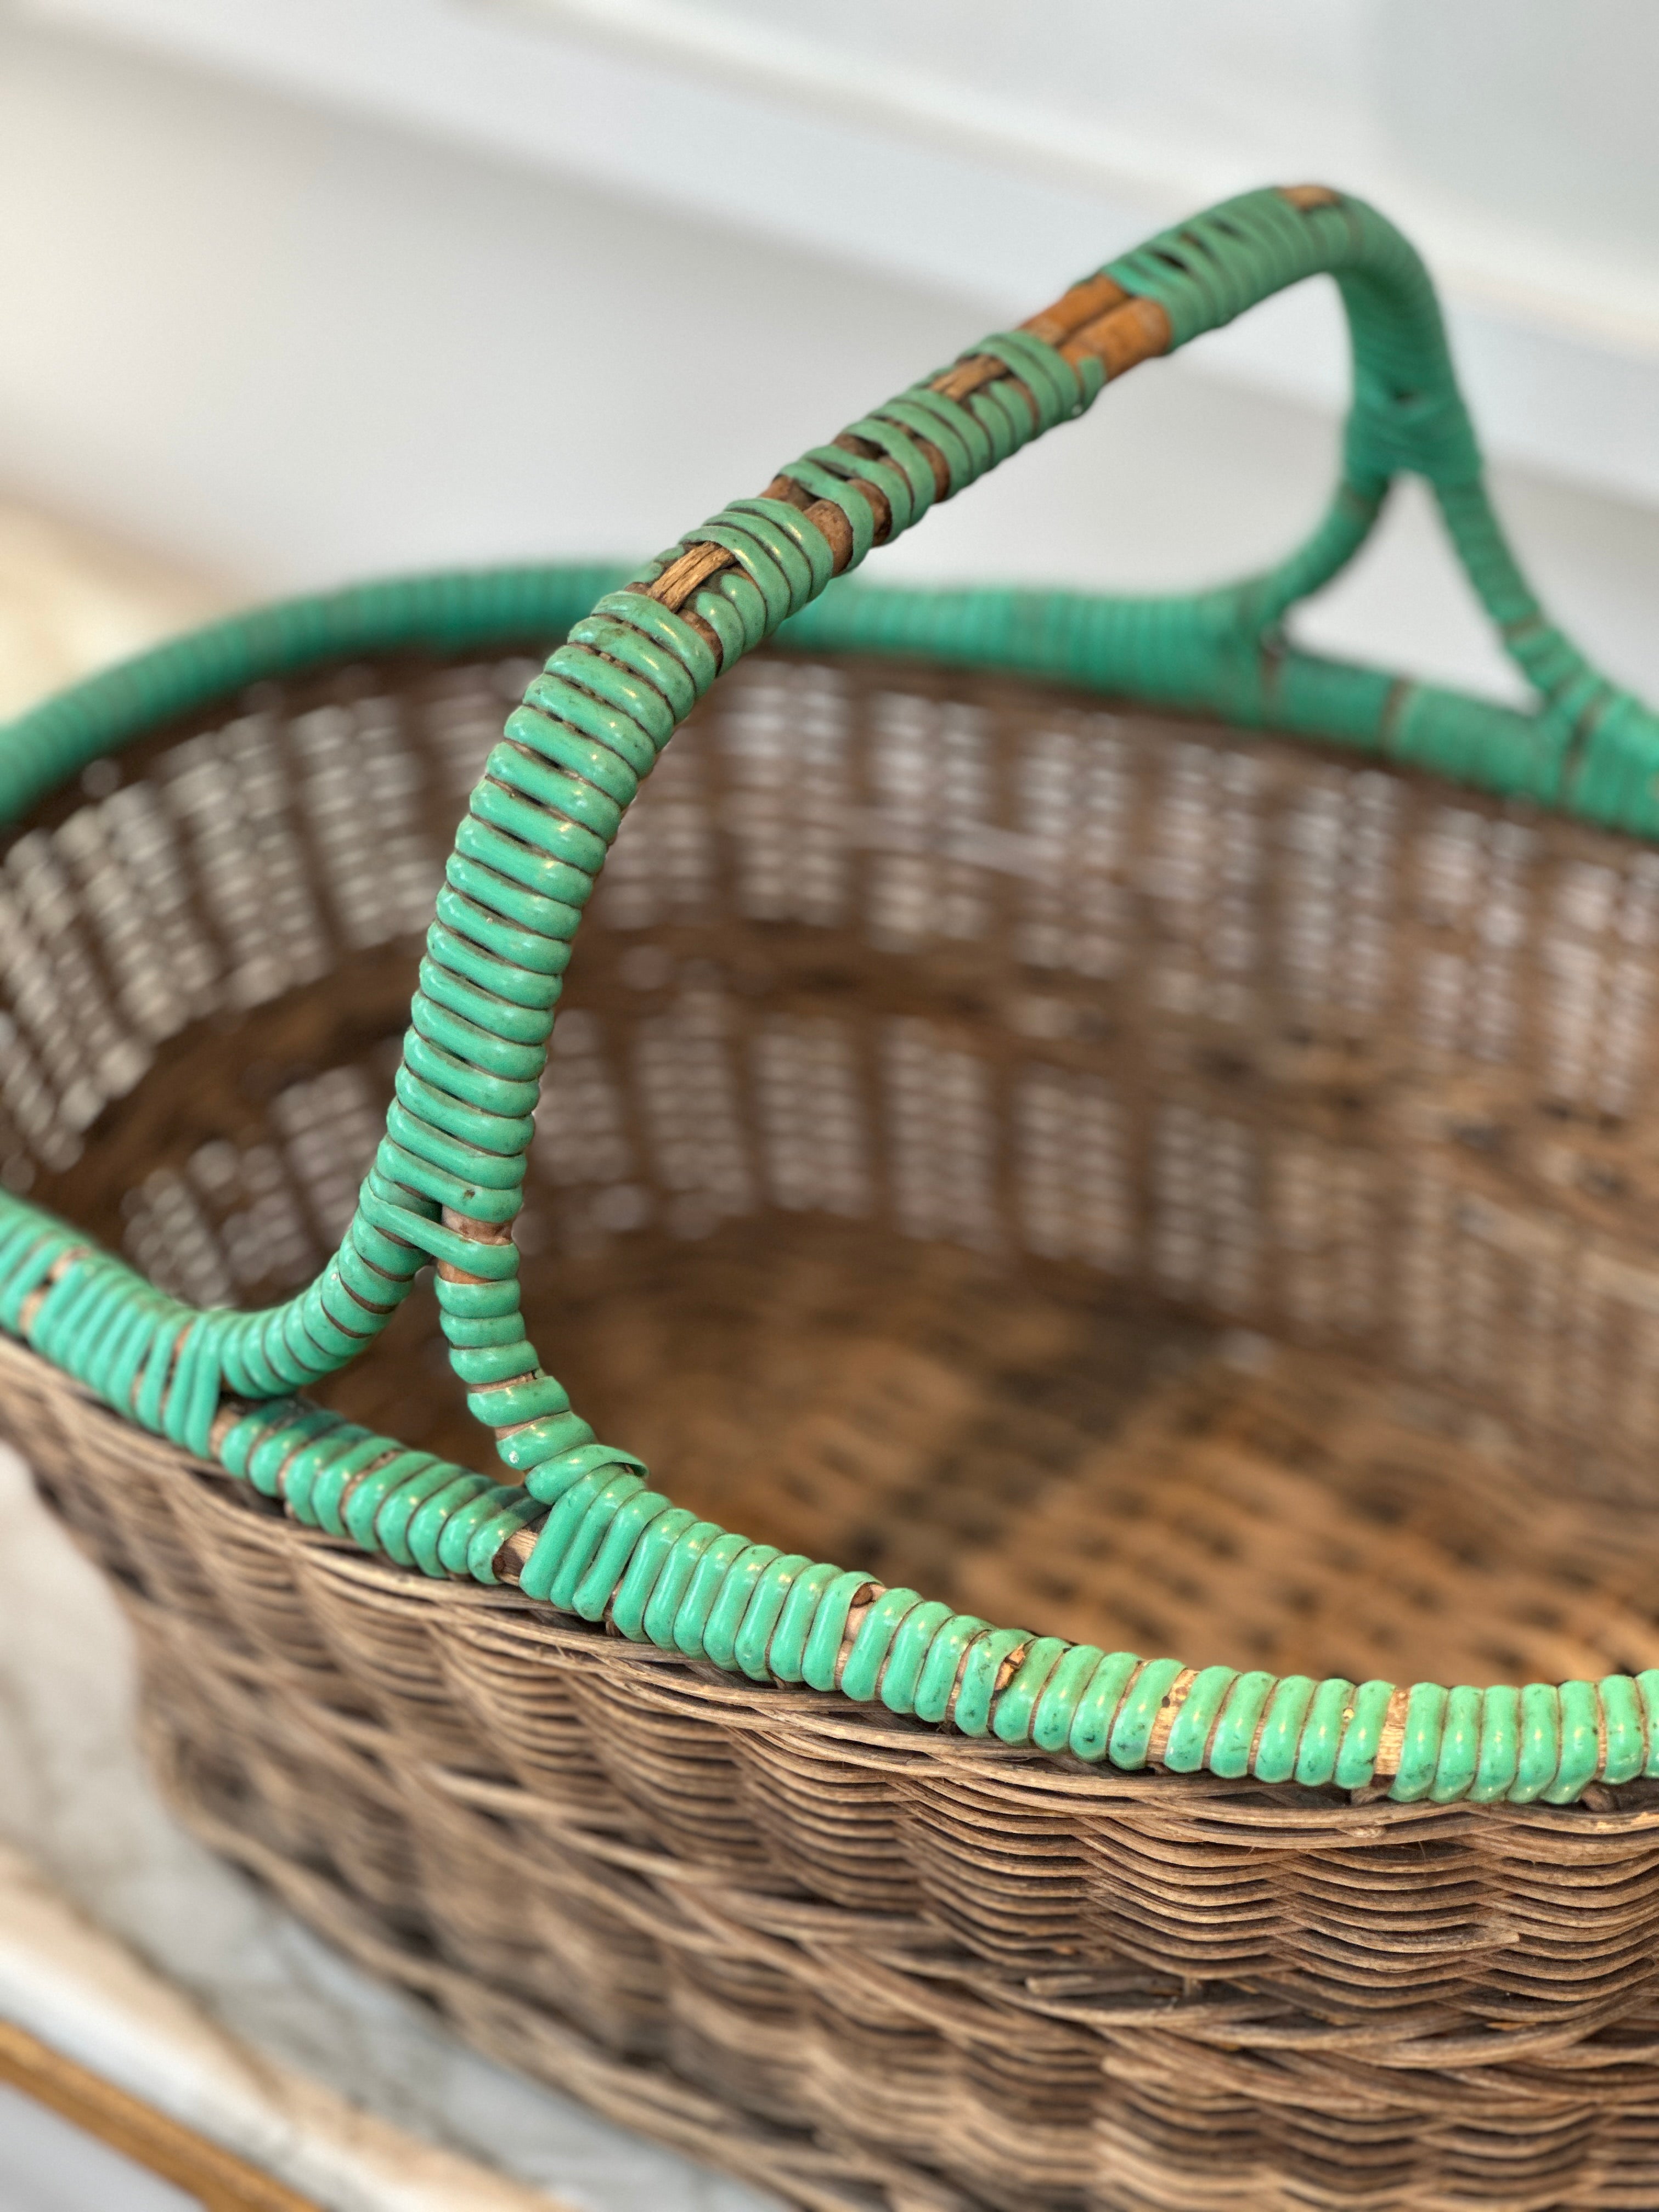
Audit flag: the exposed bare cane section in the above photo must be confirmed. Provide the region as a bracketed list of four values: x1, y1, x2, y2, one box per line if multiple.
[1280, 182, 1346, 211]
[645, 276, 1170, 626]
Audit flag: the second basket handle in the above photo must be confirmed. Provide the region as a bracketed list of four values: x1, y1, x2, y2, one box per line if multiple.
[59, 184, 1653, 1487]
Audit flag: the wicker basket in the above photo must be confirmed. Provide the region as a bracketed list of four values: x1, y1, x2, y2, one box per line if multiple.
[8, 185, 1659, 2210]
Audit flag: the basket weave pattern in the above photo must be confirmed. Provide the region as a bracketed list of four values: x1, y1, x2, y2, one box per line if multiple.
[17, 1334, 1659, 2212]
[9, 647, 1659, 2205]
[10, 184, 1659, 2207]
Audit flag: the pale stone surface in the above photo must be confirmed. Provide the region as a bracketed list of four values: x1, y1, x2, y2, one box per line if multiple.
[0, 1836, 555, 2211]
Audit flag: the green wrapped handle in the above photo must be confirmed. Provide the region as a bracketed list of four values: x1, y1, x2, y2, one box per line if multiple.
[12, 185, 1659, 1800]
[8, 182, 1659, 1514]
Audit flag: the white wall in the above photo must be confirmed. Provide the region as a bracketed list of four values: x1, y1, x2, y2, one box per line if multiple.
[0, 7, 1656, 710]
[22, 0, 1659, 498]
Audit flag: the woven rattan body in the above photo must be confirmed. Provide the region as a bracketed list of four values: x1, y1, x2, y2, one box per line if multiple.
[9, 187, 1659, 2207]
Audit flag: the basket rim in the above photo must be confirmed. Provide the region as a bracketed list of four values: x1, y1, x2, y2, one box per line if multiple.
[22, 1323, 1659, 1846]
[8, 181, 1659, 1810]
[3, 583, 1657, 1817]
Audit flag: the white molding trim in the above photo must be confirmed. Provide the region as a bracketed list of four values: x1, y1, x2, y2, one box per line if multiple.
[19, 0, 1659, 503]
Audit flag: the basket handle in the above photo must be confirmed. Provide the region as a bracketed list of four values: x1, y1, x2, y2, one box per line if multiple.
[20, 185, 1659, 1507]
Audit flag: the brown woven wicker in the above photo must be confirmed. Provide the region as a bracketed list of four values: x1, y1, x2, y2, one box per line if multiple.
[8, 641, 1659, 2210]
[12, 185, 1659, 2209]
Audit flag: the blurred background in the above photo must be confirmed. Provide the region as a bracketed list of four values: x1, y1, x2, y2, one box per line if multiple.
[1, 0, 1657, 716]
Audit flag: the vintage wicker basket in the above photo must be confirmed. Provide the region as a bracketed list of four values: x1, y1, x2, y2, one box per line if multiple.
[8, 185, 1659, 2209]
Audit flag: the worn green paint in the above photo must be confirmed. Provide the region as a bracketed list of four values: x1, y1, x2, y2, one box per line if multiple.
[4, 188, 1657, 1802]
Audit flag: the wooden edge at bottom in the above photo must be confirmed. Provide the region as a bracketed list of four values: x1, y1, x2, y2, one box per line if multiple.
[0, 2018, 320, 2212]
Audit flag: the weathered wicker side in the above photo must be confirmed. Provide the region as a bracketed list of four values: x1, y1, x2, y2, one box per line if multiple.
[21, 1316, 1659, 2212]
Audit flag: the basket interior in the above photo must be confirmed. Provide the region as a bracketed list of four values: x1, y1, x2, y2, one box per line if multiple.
[10, 642, 1659, 1692]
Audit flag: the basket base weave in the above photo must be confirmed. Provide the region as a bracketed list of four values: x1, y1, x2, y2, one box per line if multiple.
[322, 1209, 1659, 1695]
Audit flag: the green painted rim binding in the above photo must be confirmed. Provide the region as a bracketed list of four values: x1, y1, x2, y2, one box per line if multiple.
[7, 185, 1659, 1804]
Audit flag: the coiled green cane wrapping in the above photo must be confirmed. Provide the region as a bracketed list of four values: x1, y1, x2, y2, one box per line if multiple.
[7, 188, 1659, 1801]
